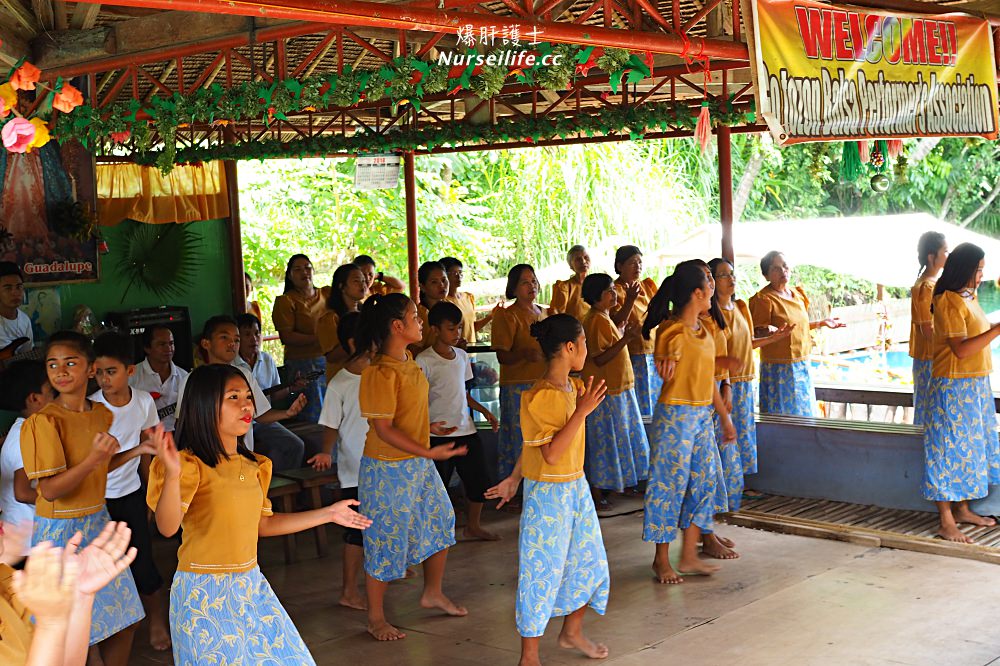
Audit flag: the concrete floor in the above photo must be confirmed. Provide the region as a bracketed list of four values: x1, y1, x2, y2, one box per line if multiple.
[132, 501, 1000, 666]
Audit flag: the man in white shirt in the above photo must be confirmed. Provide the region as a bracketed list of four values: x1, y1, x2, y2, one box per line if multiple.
[0, 262, 33, 358]
[176, 315, 306, 470]
[129, 325, 189, 432]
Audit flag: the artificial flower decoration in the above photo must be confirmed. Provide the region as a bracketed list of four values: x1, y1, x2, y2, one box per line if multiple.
[110, 130, 131, 144]
[52, 83, 84, 113]
[2, 117, 35, 152]
[0, 99, 7, 119]
[26, 117, 50, 151]
[9, 62, 41, 91]
[0, 83, 16, 112]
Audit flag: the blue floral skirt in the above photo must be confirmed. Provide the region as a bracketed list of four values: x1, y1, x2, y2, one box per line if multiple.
[584, 389, 650, 492]
[631, 354, 664, 420]
[922, 376, 1000, 501]
[712, 411, 742, 513]
[516, 477, 609, 638]
[759, 360, 816, 417]
[283, 356, 327, 423]
[912, 358, 933, 427]
[731, 380, 758, 474]
[359, 456, 456, 582]
[643, 403, 718, 543]
[170, 566, 314, 665]
[499, 383, 531, 479]
[33, 508, 144, 644]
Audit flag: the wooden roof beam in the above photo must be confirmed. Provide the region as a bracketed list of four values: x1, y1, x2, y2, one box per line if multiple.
[70, 3, 102, 30]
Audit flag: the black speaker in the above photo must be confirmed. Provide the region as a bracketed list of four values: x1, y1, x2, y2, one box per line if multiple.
[104, 306, 194, 370]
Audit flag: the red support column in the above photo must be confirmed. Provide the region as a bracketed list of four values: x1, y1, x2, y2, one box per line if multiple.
[718, 125, 734, 264]
[404, 151, 419, 301]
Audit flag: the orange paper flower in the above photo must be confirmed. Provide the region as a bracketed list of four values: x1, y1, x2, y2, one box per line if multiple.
[9, 62, 41, 92]
[52, 83, 83, 113]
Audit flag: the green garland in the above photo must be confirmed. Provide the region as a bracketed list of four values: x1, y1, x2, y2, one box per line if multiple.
[53, 41, 753, 172]
[129, 98, 755, 166]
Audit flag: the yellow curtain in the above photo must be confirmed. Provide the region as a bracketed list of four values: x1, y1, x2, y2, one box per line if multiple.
[96, 162, 230, 225]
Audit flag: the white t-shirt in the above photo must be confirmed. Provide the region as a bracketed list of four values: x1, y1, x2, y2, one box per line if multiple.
[0, 418, 34, 554]
[0, 310, 33, 356]
[318, 369, 368, 488]
[90, 389, 159, 499]
[177, 361, 271, 452]
[129, 359, 188, 432]
[244, 351, 280, 392]
[416, 346, 475, 437]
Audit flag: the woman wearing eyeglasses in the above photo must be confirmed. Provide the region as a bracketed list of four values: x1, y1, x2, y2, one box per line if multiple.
[748, 252, 843, 417]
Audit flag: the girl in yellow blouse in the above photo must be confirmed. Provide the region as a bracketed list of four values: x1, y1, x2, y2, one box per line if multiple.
[909, 232, 948, 426]
[486, 314, 611, 666]
[749, 251, 843, 417]
[612, 245, 661, 419]
[580, 273, 649, 509]
[640, 262, 736, 585]
[148, 364, 370, 664]
[922, 243, 1000, 543]
[272, 254, 330, 422]
[412, 260, 450, 354]
[493, 264, 548, 480]
[550, 245, 591, 321]
[355, 292, 470, 641]
[20, 331, 146, 664]
[441, 256, 500, 344]
[0, 521, 138, 666]
[317, 263, 368, 381]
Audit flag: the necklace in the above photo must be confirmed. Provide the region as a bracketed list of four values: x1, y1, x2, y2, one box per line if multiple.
[238, 455, 246, 482]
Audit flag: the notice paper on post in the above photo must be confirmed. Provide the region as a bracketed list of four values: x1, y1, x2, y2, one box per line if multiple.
[354, 154, 401, 190]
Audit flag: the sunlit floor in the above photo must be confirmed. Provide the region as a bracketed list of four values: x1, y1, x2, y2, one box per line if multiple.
[131, 498, 1000, 666]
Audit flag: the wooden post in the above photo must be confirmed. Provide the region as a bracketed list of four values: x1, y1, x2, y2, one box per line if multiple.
[718, 125, 734, 264]
[223, 128, 246, 315]
[403, 151, 419, 301]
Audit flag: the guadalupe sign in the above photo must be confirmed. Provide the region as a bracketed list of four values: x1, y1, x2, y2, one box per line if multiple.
[745, 0, 999, 144]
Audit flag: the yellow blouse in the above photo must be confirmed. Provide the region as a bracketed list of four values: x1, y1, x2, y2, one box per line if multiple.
[147, 451, 273, 574]
[909, 277, 936, 362]
[445, 292, 478, 343]
[701, 315, 730, 381]
[581, 309, 634, 395]
[520, 378, 586, 483]
[271, 286, 330, 360]
[20, 402, 114, 519]
[720, 300, 755, 382]
[492, 304, 547, 386]
[613, 277, 658, 355]
[654, 319, 716, 406]
[317, 310, 344, 381]
[932, 290, 992, 379]
[749, 285, 812, 363]
[359, 353, 430, 460]
[0, 565, 30, 664]
[550, 278, 590, 322]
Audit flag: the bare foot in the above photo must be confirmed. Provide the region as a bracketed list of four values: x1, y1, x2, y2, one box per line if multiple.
[420, 592, 468, 616]
[518, 655, 542, 666]
[558, 630, 609, 659]
[463, 525, 502, 541]
[368, 620, 406, 641]
[339, 592, 368, 611]
[149, 621, 172, 651]
[952, 507, 996, 527]
[715, 534, 736, 548]
[702, 533, 740, 560]
[938, 524, 973, 543]
[678, 556, 721, 576]
[651, 558, 682, 585]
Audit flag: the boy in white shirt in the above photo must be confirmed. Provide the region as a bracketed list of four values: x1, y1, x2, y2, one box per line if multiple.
[0, 360, 54, 560]
[90, 332, 170, 651]
[314, 311, 370, 610]
[0, 262, 33, 358]
[416, 301, 500, 541]
[129, 325, 188, 432]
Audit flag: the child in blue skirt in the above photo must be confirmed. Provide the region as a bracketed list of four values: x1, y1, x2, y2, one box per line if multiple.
[489, 314, 611, 666]
[356, 292, 470, 641]
[641, 262, 736, 585]
[148, 364, 371, 664]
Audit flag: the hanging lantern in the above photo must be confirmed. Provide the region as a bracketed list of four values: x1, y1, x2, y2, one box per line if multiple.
[870, 173, 890, 192]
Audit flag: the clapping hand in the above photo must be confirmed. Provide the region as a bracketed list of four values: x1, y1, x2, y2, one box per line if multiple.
[66, 522, 137, 597]
[13, 542, 78, 624]
[575, 377, 607, 418]
[655, 358, 676, 382]
[89, 432, 120, 464]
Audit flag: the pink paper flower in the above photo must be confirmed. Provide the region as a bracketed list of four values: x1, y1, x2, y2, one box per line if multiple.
[2, 117, 36, 153]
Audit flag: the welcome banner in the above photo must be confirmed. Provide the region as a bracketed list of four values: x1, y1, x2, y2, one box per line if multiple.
[746, 0, 999, 144]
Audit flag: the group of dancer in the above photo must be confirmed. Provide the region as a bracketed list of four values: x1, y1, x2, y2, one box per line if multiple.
[2, 231, 999, 665]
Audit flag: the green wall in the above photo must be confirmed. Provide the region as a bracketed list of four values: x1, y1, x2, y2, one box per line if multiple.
[56, 218, 234, 335]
